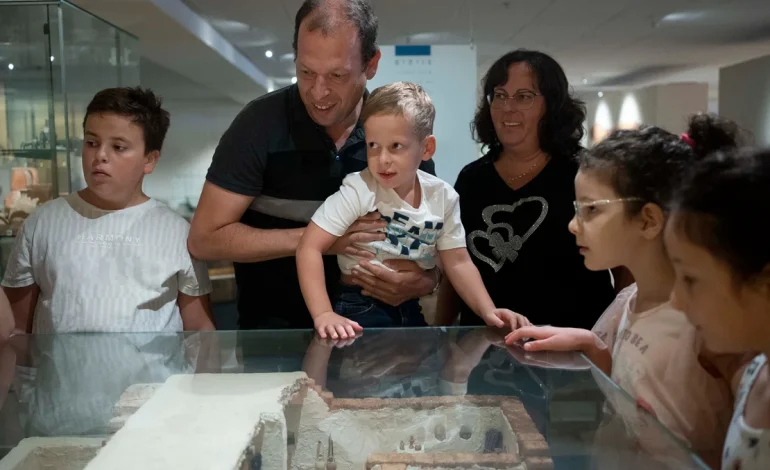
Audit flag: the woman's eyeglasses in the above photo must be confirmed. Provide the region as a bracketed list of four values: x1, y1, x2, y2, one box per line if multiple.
[487, 91, 543, 111]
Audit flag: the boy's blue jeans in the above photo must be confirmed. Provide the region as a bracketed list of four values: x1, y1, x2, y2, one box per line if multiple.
[334, 283, 427, 327]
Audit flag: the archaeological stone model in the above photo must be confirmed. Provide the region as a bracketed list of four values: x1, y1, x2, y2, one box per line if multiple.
[0, 372, 553, 470]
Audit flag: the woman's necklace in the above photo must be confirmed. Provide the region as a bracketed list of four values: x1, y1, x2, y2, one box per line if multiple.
[504, 151, 547, 183]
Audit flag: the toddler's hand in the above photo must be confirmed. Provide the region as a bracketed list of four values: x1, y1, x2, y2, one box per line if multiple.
[481, 308, 532, 330]
[313, 311, 363, 340]
[505, 325, 594, 352]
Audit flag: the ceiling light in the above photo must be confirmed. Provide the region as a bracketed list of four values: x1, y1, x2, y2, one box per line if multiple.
[50, 55, 55, 62]
[659, 11, 707, 24]
[291, 76, 297, 84]
[7, 63, 13, 70]
[598, 92, 604, 98]
[279, 53, 295, 62]
[265, 50, 273, 58]
[582, 78, 588, 85]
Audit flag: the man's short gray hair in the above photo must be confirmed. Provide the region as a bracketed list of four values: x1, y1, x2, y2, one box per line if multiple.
[293, 0, 379, 65]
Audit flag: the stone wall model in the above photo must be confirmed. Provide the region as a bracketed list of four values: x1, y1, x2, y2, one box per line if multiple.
[0, 373, 553, 470]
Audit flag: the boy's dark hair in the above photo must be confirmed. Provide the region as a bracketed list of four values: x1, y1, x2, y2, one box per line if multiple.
[293, 0, 378, 66]
[671, 147, 770, 281]
[578, 113, 740, 217]
[83, 87, 170, 153]
[472, 49, 586, 159]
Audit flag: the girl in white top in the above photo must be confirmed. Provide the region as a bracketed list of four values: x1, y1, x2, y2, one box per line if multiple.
[665, 146, 770, 470]
[507, 114, 748, 467]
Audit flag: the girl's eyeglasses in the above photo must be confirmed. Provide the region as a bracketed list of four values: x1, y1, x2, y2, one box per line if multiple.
[573, 198, 644, 220]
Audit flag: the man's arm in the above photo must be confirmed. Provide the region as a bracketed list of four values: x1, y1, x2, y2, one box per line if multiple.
[188, 182, 304, 263]
[178, 293, 215, 331]
[3, 285, 39, 334]
[189, 183, 388, 263]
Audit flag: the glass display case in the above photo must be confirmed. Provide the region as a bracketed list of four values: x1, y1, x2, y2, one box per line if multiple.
[0, 328, 709, 469]
[0, 0, 139, 240]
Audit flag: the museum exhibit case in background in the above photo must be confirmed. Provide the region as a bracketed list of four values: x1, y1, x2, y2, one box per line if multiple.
[0, 0, 139, 268]
[0, 328, 710, 470]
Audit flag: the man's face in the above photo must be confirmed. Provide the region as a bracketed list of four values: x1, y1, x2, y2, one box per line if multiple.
[295, 20, 379, 129]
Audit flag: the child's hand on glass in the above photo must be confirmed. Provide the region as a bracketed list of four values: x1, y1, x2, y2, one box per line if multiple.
[504, 325, 595, 352]
[313, 311, 363, 340]
[481, 308, 532, 331]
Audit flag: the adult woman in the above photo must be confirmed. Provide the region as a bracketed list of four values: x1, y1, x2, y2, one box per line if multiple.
[437, 49, 615, 329]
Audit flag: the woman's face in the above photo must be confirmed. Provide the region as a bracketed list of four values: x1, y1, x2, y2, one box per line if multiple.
[489, 62, 546, 152]
[665, 215, 770, 354]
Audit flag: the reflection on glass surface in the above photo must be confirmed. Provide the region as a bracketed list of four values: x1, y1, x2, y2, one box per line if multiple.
[0, 328, 709, 469]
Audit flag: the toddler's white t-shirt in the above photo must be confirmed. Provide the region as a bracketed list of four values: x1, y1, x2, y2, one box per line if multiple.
[311, 169, 467, 275]
[2, 193, 212, 333]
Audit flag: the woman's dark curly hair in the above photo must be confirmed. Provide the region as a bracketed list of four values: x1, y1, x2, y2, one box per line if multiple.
[471, 49, 586, 159]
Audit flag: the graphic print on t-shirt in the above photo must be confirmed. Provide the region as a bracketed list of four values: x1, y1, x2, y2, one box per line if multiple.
[467, 196, 548, 272]
[372, 210, 443, 263]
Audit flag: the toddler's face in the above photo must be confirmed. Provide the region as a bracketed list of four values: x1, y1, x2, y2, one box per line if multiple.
[567, 170, 642, 271]
[666, 216, 770, 354]
[363, 113, 434, 197]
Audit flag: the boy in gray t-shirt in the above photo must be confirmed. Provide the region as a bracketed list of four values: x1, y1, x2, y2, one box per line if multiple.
[1, 87, 214, 334]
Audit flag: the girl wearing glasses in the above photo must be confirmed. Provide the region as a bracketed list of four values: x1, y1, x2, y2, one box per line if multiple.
[436, 49, 615, 329]
[507, 114, 748, 467]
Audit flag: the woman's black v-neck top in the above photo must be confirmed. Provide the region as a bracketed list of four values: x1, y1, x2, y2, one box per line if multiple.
[454, 148, 615, 329]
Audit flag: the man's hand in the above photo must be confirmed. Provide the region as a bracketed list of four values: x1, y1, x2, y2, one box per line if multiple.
[481, 308, 532, 330]
[326, 212, 386, 258]
[313, 311, 363, 340]
[351, 259, 436, 307]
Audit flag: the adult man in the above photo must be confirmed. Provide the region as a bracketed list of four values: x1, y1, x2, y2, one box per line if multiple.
[188, 0, 438, 329]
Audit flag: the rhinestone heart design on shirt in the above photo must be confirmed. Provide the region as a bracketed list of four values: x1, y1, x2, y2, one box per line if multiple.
[467, 196, 549, 272]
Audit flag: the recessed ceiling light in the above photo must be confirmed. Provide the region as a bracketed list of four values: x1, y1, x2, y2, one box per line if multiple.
[598, 91, 604, 98]
[50, 55, 55, 62]
[7, 63, 13, 70]
[280, 53, 295, 62]
[659, 11, 707, 24]
[582, 78, 588, 85]
[209, 19, 250, 33]
[265, 50, 273, 58]
[291, 76, 297, 84]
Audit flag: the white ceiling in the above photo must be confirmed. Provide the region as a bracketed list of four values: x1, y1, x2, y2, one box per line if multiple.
[184, 0, 770, 90]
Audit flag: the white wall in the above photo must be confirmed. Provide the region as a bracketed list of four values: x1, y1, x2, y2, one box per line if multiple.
[582, 83, 708, 146]
[368, 45, 478, 185]
[719, 54, 770, 146]
[139, 59, 245, 212]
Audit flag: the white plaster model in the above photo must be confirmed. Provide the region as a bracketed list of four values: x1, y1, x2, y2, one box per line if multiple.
[3, 372, 548, 470]
[84, 372, 306, 470]
[0, 437, 105, 470]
